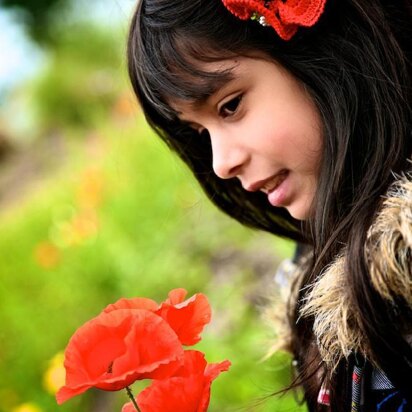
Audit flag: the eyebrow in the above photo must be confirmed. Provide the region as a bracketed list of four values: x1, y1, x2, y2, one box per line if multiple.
[187, 70, 237, 109]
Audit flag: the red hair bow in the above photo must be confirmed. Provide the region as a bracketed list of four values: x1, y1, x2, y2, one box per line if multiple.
[221, 0, 327, 40]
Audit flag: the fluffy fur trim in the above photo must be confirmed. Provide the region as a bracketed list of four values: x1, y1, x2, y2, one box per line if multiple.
[299, 173, 412, 371]
[263, 258, 304, 358]
[366, 174, 412, 306]
[299, 256, 366, 370]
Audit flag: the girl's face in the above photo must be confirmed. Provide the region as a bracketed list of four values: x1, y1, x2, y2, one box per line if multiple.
[173, 56, 323, 220]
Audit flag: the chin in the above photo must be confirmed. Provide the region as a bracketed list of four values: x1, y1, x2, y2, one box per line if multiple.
[286, 205, 311, 221]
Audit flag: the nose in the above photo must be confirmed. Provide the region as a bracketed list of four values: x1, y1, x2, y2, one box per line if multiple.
[209, 127, 249, 179]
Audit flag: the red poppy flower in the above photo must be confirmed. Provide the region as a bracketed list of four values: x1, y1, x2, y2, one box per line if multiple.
[104, 289, 211, 346]
[56, 309, 184, 404]
[122, 351, 231, 412]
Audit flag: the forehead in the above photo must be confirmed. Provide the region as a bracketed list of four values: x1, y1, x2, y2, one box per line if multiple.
[169, 57, 254, 115]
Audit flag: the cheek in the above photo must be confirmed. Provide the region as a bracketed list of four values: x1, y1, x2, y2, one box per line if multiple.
[246, 88, 323, 168]
[255, 115, 317, 159]
[251, 111, 291, 150]
[290, 108, 323, 169]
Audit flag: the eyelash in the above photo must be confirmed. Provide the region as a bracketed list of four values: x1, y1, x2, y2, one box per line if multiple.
[219, 94, 243, 118]
[183, 93, 243, 135]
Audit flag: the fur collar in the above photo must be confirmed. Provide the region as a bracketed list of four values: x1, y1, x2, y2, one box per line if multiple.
[299, 173, 412, 371]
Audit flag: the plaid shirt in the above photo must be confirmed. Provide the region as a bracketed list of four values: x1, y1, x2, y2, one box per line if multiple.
[317, 357, 411, 411]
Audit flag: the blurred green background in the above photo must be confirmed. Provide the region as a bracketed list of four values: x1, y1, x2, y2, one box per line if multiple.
[0, 1, 306, 411]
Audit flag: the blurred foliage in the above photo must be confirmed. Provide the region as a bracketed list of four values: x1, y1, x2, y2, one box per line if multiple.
[0, 0, 68, 44]
[29, 23, 124, 132]
[0, 22, 125, 145]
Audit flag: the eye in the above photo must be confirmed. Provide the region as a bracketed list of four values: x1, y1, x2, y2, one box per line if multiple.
[219, 94, 243, 118]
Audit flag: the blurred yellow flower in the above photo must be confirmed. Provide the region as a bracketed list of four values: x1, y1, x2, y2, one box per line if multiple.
[12, 403, 42, 412]
[76, 168, 105, 209]
[33, 241, 60, 269]
[43, 352, 65, 395]
[52, 207, 99, 248]
[71, 210, 99, 240]
[112, 92, 138, 120]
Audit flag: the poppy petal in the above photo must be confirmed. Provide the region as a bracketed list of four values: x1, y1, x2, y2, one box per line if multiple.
[165, 288, 188, 305]
[122, 401, 138, 412]
[103, 297, 158, 313]
[110, 310, 183, 381]
[136, 375, 204, 412]
[128, 351, 230, 412]
[205, 360, 232, 381]
[56, 384, 90, 405]
[199, 360, 232, 411]
[63, 312, 133, 387]
[157, 294, 211, 345]
[171, 350, 207, 377]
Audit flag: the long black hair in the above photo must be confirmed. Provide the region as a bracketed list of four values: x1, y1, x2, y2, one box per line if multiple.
[127, 0, 412, 409]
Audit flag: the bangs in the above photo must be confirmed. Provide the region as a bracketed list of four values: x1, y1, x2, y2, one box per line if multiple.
[129, 15, 238, 120]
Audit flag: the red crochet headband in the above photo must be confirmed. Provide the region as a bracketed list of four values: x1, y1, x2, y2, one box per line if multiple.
[221, 0, 327, 40]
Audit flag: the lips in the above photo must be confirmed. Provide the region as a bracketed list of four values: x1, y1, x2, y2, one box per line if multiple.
[261, 171, 289, 194]
[246, 170, 289, 193]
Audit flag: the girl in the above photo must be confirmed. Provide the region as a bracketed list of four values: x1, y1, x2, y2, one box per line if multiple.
[127, 0, 412, 410]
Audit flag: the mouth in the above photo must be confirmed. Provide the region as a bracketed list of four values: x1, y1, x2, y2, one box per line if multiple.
[246, 170, 289, 193]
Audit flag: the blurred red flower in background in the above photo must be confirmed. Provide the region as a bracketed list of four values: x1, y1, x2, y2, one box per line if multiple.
[122, 351, 231, 412]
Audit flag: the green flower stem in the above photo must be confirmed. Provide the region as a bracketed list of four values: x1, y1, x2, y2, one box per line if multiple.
[125, 386, 141, 412]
